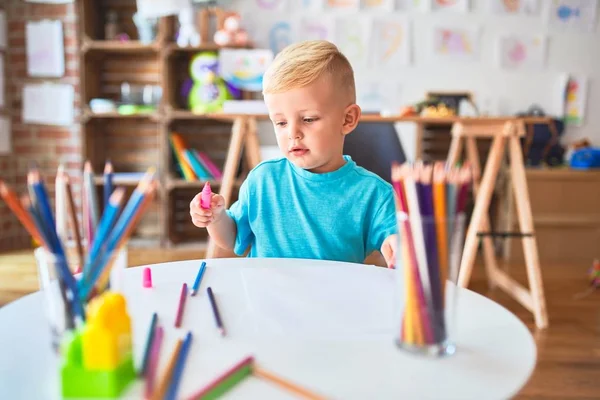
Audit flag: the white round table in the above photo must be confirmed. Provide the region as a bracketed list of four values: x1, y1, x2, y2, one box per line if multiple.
[0, 258, 536, 399]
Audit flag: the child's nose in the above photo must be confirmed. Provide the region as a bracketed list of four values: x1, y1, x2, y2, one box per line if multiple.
[287, 122, 303, 140]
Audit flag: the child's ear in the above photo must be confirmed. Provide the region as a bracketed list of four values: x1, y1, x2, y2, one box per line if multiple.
[342, 104, 361, 135]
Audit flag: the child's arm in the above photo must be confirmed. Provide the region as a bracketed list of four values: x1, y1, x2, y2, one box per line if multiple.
[190, 192, 236, 251]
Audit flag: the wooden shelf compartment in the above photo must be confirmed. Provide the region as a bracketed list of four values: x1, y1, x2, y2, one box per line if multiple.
[167, 118, 238, 183]
[80, 0, 154, 42]
[82, 40, 160, 54]
[82, 118, 162, 178]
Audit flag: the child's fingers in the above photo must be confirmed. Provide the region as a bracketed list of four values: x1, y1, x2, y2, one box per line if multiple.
[211, 194, 225, 210]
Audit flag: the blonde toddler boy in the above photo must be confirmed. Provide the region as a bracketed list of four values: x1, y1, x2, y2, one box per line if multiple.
[190, 40, 398, 267]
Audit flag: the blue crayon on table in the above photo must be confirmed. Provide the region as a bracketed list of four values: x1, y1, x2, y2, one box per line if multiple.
[191, 261, 206, 296]
[140, 312, 158, 377]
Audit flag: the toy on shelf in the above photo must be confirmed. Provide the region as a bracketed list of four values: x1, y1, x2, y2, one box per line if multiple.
[177, 7, 202, 47]
[214, 14, 250, 47]
[61, 292, 136, 398]
[187, 52, 240, 113]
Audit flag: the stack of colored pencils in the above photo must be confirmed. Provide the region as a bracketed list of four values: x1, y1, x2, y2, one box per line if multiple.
[0, 162, 157, 329]
[391, 161, 471, 349]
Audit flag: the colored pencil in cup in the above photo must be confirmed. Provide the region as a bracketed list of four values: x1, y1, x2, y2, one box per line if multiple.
[207, 286, 226, 337]
[191, 261, 206, 296]
[55, 164, 68, 246]
[104, 160, 114, 210]
[63, 172, 84, 272]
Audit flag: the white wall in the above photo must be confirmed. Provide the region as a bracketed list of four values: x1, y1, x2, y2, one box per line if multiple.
[228, 0, 599, 157]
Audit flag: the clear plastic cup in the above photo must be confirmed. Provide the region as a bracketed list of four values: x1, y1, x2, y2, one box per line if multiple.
[393, 212, 466, 357]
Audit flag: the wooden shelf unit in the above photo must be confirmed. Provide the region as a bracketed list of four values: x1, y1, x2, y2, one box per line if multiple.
[79, 0, 256, 247]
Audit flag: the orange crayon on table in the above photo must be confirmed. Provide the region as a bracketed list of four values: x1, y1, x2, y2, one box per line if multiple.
[200, 182, 212, 209]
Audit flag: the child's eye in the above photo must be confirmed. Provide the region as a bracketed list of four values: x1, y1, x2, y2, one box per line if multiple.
[275, 121, 287, 127]
[303, 117, 317, 123]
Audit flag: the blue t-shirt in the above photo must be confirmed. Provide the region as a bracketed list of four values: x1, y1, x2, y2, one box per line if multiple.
[225, 155, 398, 264]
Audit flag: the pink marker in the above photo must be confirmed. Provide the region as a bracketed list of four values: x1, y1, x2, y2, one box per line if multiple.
[143, 267, 152, 288]
[200, 182, 212, 209]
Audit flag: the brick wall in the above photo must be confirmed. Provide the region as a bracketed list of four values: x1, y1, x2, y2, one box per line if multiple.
[0, 1, 81, 252]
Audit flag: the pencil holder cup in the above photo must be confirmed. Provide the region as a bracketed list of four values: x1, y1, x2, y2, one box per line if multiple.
[34, 247, 77, 352]
[393, 212, 466, 357]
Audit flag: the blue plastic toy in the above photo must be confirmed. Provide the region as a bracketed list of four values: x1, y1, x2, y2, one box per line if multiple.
[569, 148, 600, 170]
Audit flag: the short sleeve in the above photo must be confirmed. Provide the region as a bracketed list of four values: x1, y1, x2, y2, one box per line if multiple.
[225, 178, 254, 256]
[366, 189, 398, 255]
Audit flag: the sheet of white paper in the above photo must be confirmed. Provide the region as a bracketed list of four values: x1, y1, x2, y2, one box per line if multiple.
[497, 34, 546, 70]
[431, 0, 469, 12]
[334, 17, 370, 66]
[255, 0, 289, 11]
[0, 54, 4, 109]
[369, 16, 411, 68]
[548, 0, 598, 32]
[361, 0, 395, 11]
[488, 0, 540, 15]
[0, 11, 6, 49]
[298, 16, 334, 41]
[565, 75, 588, 126]
[219, 49, 274, 92]
[551, 73, 570, 118]
[0, 116, 10, 154]
[136, 0, 192, 18]
[26, 20, 65, 77]
[23, 83, 74, 126]
[431, 25, 481, 62]
[25, 0, 73, 3]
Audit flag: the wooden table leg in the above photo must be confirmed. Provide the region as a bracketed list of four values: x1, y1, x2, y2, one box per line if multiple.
[206, 117, 247, 259]
[465, 136, 498, 289]
[244, 118, 262, 170]
[509, 135, 548, 329]
[457, 133, 506, 288]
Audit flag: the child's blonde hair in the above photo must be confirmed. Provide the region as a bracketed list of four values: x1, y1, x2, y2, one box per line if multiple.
[262, 40, 356, 103]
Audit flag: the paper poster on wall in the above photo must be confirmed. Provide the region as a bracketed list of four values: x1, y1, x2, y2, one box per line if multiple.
[397, 0, 429, 11]
[430, 0, 469, 12]
[564, 75, 587, 126]
[219, 49, 274, 92]
[0, 11, 6, 49]
[369, 17, 411, 68]
[135, 0, 190, 18]
[488, 0, 540, 15]
[548, 0, 598, 32]
[334, 18, 369, 65]
[295, 0, 325, 11]
[356, 80, 402, 113]
[255, 0, 289, 11]
[431, 25, 480, 61]
[23, 83, 74, 126]
[362, 0, 395, 11]
[26, 20, 65, 77]
[298, 17, 333, 41]
[497, 34, 546, 70]
[0, 117, 10, 154]
[327, 0, 360, 10]
[267, 20, 294, 55]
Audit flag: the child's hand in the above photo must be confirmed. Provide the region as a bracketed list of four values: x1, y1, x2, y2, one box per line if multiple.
[381, 234, 398, 269]
[190, 192, 225, 228]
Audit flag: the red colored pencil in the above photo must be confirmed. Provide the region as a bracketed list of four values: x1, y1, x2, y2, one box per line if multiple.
[175, 283, 188, 328]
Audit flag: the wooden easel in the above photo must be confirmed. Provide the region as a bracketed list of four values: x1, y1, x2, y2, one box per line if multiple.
[448, 120, 548, 329]
[206, 116, 261, 258]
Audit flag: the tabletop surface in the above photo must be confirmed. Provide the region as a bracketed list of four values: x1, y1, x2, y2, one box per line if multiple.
[0, 257, 536, 400]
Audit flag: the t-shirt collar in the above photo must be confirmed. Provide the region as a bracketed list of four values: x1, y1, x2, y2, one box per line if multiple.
[289, 155, 356, 181]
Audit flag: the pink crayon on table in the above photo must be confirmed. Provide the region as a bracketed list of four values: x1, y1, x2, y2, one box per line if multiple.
[200, 182, 212, 210]
[143, 267, 152, 288]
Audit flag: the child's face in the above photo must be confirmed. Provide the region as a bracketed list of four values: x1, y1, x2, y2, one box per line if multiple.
[264, 76, 360, 173]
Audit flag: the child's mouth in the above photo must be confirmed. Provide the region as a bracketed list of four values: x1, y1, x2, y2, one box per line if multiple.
[289, 147, 309, 156]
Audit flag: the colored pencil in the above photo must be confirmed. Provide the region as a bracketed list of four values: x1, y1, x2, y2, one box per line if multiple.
[63, 172, 84, 272]
[165, 331, 193, 400]
[55, 164, 68, 246]
[175, 283, 188, 328]
[151, 339, 183, 400]
[191, 261, 206, 296]
[253, 366, 327, 400]
[185, 356, 254, 400]
[86, 187, 125, 268]
[103, 160, 114, 209]
[0, 181, 44, 245]
[144, 325, 164, 399]
[200, 181, 212, 209]
[140, 312, 158, 376]
[433, 163, 448, 306]
[207, 286, 226, 337]
[84, 161, 100, 234]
